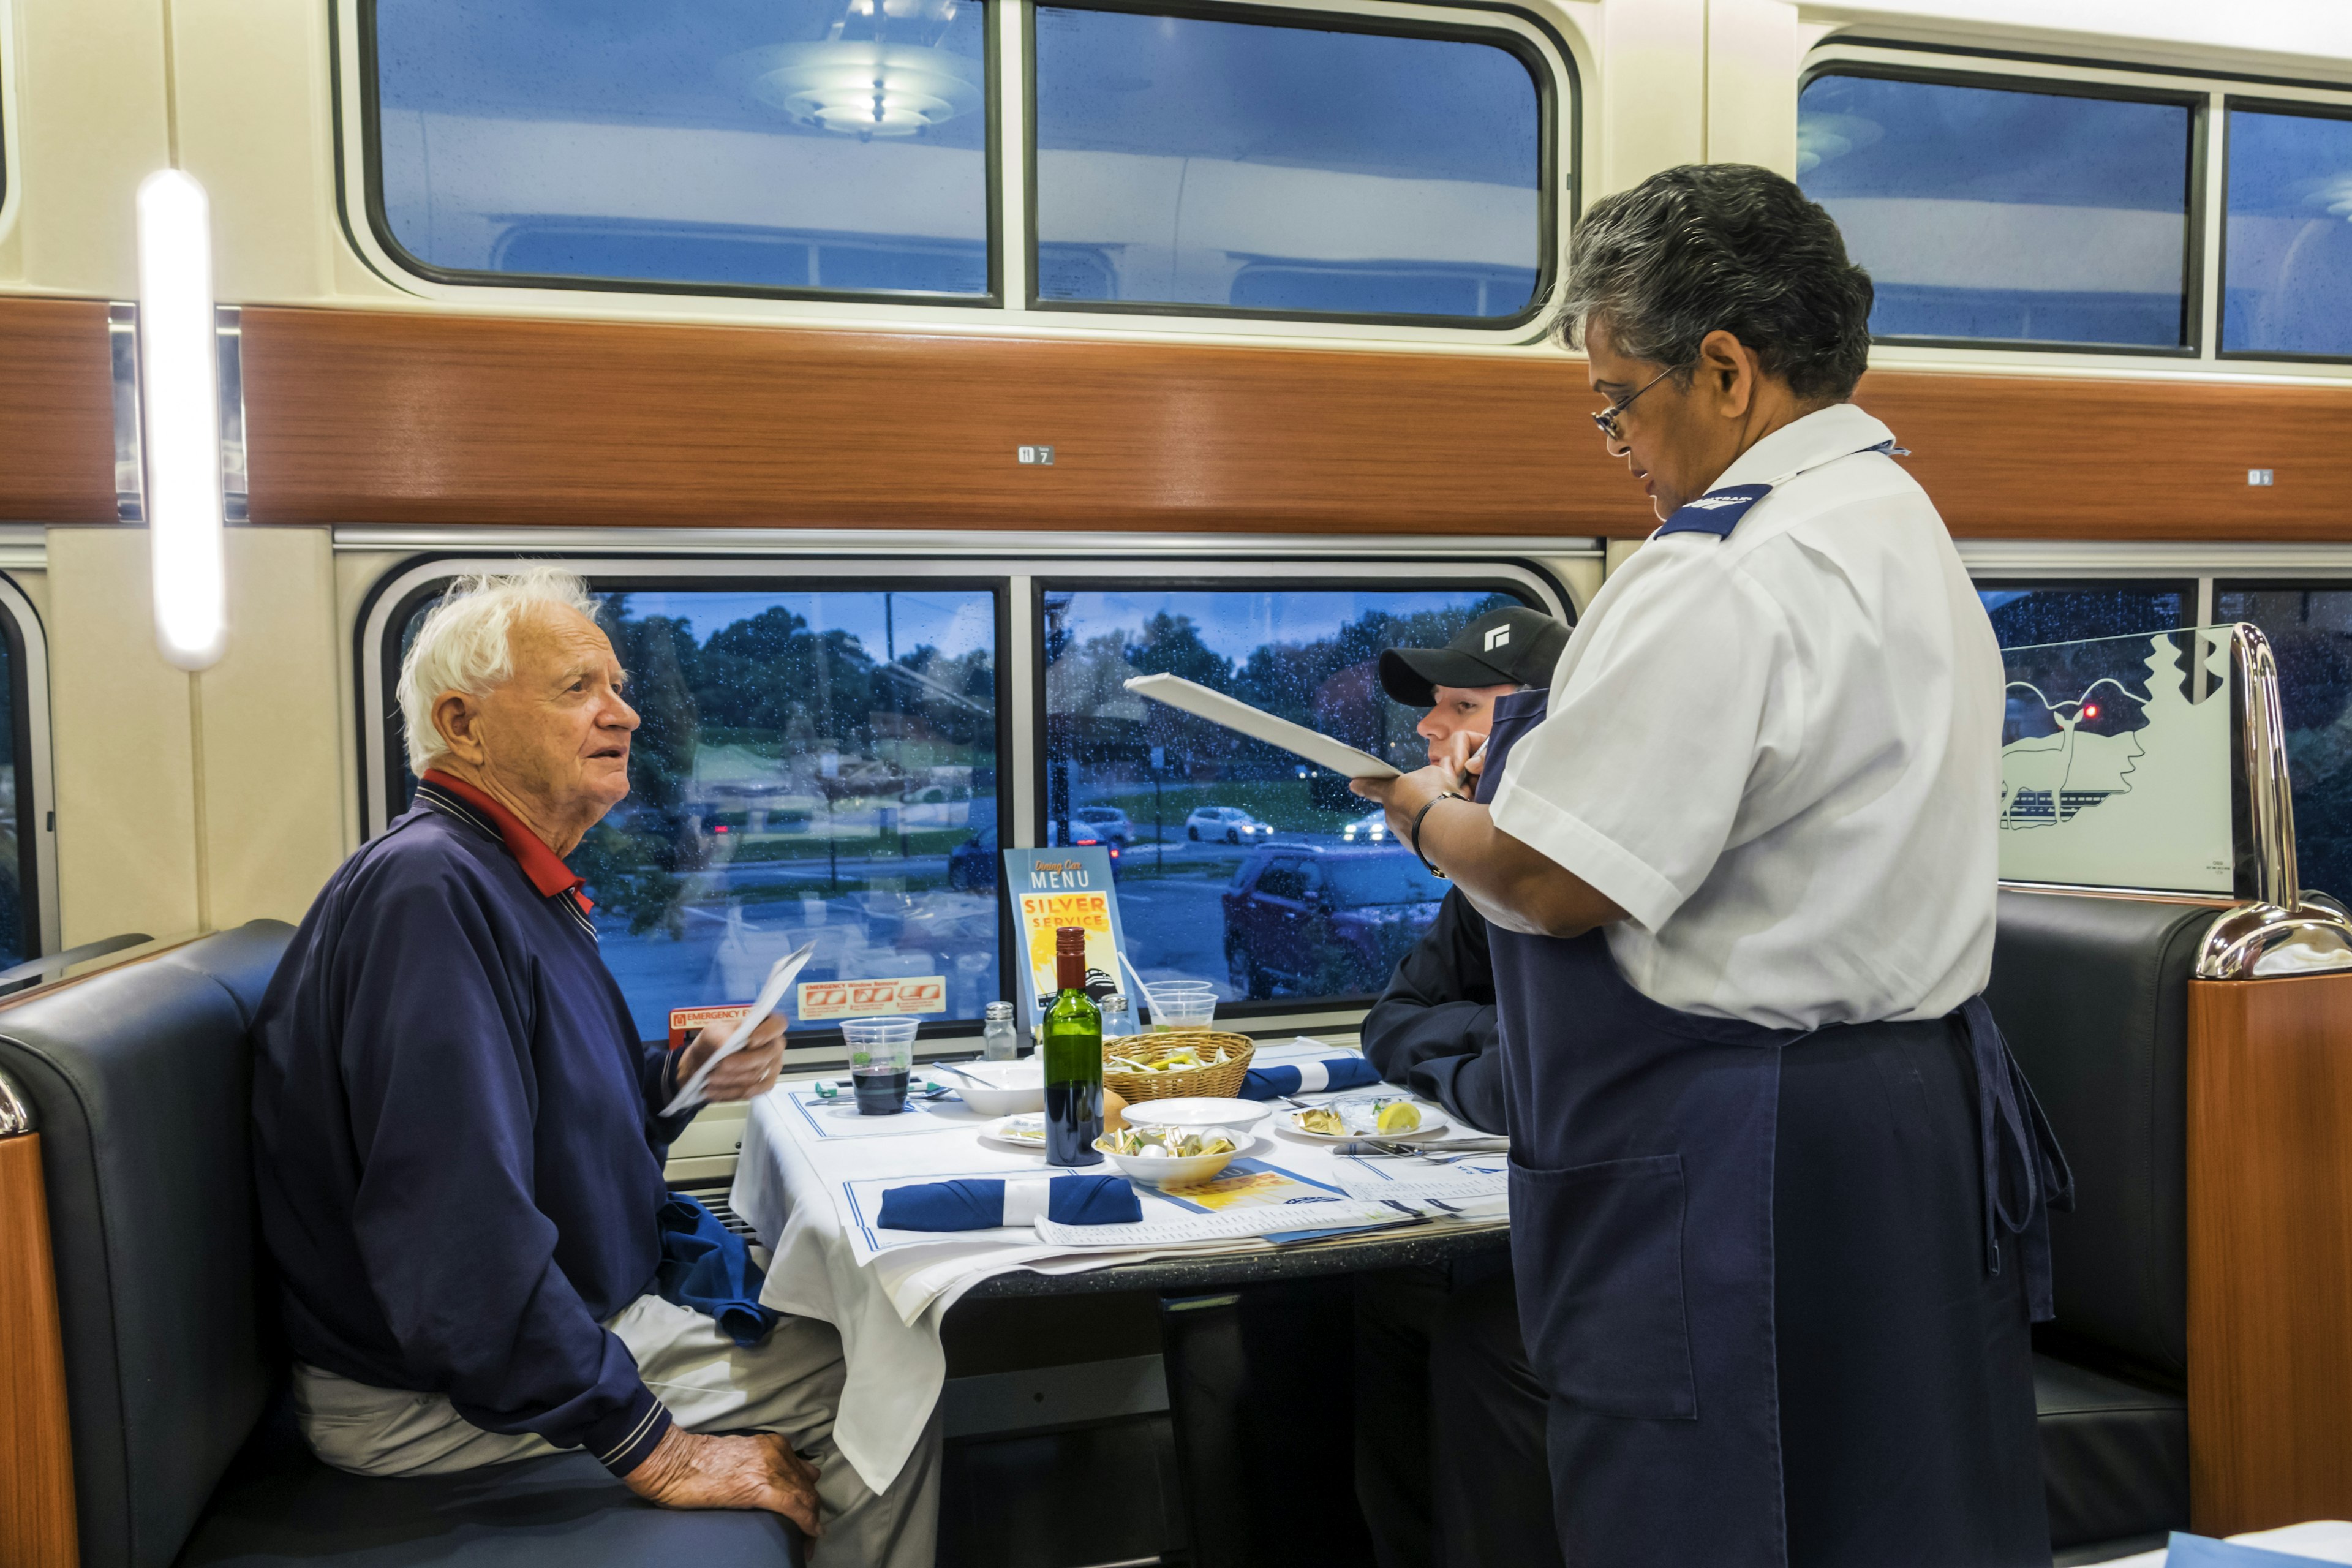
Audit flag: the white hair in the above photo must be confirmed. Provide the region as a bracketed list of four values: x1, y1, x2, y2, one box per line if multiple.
[396, 565, 601, 775]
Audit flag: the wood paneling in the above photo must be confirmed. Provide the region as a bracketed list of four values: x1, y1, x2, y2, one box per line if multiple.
[2187, 972, 2352, 1536]
[0, 298, 118, 525]
[0, 1133, 78, 1568]
[6, 292, 2352, 537]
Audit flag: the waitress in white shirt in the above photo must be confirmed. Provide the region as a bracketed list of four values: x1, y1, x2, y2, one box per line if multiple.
[1357, 164, 2069, 1568]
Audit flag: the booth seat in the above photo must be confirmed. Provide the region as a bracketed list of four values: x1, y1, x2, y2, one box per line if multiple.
[1988, 888, 2211, 1566]
[0, 921, 802, 1568]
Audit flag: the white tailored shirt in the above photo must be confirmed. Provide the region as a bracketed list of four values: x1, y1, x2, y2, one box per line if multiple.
[1487, 402, 2002, 1030]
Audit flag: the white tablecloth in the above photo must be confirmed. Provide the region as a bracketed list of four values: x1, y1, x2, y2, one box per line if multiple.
[2092, 1520, 2352, 1564]
[728, 1040, 1507, 1494]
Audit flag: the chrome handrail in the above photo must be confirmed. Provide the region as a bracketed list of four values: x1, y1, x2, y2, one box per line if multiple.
[2198, 624, 2352, 979]
[0, 1067, 29, 1137]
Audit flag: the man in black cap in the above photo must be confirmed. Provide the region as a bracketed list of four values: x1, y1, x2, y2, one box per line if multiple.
[1354, 605, 1567, 1568]
[1365, 605, 1569, 1134]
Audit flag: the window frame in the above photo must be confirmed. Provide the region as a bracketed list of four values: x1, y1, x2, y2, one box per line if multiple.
[1020, 0, 1561, 330]
[329, 0, 1583, 347]
[1796, 58, 2211, 359]
[0, 0, 18, 248]
[2216, 93, 2352, 366]
[1030, 565, 1556, 1021]
[360, 560, 1017, 1047]
[345, 0, 1010, 311]
[357, 548, 1575, 1042]
[0, 573, 59, 962]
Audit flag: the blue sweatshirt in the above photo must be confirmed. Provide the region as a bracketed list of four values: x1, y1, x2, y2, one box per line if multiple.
[251, 785, 693, 1476]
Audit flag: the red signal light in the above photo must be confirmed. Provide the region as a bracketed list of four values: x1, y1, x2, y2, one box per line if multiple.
[2082, 703, 2101, 720]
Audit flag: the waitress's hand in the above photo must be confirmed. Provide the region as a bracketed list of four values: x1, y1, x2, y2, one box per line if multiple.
[1351, 757, 1464, 845]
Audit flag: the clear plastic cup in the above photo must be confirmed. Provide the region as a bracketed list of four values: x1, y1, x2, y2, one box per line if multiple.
[1147, 980, 1218, 1031]
[842, 1016, 919, 1115]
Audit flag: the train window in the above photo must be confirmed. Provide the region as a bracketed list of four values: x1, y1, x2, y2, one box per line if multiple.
[1028, 7, 1547, 322]
[2214, 586, 2352, 904]
[1039, 584, 1525, 1007]
[1978, 583, 2193, 648]
[364, 0, 995, 301]
[390, 584, 1003, 1039]
[2223, 104, 2352, 360]
[1798, 71, 2196, 350]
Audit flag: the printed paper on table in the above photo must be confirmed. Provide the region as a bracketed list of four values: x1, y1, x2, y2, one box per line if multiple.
[1001, 846, 1129, 1030]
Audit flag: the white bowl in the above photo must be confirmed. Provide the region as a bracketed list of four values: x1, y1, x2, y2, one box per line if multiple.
[1120, 1096, 1271, 1135]
[945, 1060, 1044, 1117]
[1093, 1136, 1239, 1188]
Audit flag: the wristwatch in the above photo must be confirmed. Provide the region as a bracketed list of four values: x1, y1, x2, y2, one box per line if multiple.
[1409, 791, 1464, 878]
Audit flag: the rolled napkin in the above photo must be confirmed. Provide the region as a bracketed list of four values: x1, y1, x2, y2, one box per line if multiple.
[654, 1193, 782, 1348]
[1242, 1056, 1381, 1101]
[877, 1174, 1142, 1232]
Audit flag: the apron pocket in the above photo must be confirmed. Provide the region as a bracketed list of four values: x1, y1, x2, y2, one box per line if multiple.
[1509, 1152, 1697, 1419]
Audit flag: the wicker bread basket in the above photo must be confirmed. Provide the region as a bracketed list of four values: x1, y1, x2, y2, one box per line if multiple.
[1101, 1030, 1256, 1103]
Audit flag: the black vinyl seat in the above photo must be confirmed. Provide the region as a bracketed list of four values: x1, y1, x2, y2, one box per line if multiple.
[0, 921, 801, 1568]
[1988, 889, 2211, 1564]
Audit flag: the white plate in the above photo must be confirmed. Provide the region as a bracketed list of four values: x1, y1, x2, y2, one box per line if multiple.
[979, 1113, 1050, 1152]
[1118, 1098, 1273, 1134]
[1280, 1096, 1451, 1144]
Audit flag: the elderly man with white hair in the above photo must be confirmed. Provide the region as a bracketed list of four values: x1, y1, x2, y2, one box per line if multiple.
[250, 567, 939, 1563]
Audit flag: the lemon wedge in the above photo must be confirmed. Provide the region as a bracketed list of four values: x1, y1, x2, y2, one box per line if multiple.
[1376, 1101, 1423, 1134]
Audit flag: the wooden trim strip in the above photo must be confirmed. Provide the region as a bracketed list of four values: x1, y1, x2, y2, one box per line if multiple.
[2187, 971, 2352, 1535]
[0, 298, 118, 526]
[7, 293, 2352, 540]
[0, 1132, 78, 1568]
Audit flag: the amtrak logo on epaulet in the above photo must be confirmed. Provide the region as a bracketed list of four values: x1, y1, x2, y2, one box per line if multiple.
[1656, 483, 1773, 539]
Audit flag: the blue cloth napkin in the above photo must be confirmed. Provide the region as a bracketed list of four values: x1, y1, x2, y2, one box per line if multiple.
[876, 1175, 1141, 1232]
[654, 1193, 782, 1348]
[1241, 1057, 1381, 1101]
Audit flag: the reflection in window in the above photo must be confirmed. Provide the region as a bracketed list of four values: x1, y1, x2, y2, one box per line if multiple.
[398, 587, 1000, 1036]
[1031, 9, 1543, 320]
[1042, 586, 1525, 1004]
[2225, 107, 2352, 358]
[371, 0, 992, 297]
[1978, 584, 2190, 649]
[1798, 74, 2193, 347]
[2216, 587, 2352, 903]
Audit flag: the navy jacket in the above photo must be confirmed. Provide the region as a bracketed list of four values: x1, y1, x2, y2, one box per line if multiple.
[1360, 891, 1508, 1135]
[250, 794, 692, 1475]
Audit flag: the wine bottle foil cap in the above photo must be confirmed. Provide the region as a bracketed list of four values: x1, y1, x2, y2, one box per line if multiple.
[1056, 925, 1086, 954]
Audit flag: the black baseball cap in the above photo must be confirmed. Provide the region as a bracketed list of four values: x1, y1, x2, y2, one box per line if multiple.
[1378, 606, 1570, 707]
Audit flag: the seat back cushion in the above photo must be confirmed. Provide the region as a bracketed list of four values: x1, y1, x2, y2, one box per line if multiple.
[1988, 890, 2211, 1381]
[0, 922, 293, 1568]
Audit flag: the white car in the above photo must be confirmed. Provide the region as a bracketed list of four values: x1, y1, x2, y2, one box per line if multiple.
[1072, 805, 1136, 846]
[1186, 805, 1274, 844]
[1339, 810, 1390, 845]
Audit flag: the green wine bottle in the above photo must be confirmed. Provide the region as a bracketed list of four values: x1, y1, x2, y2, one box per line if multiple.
[1042, 926, 1104, 1166]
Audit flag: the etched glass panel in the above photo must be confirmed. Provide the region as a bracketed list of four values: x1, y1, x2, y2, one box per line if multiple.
[1998, 626, 2234, 892]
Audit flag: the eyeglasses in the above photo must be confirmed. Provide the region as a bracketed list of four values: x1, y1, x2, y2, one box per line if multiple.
[1590, 364, 1684, 442]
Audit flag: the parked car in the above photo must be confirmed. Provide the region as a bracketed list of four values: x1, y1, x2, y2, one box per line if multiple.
[1220, 845, 1447, 998]
[1073, 805, 1136, 846]
[1186, 805, 1275, 845]
[947, 823, 997, 892]
[1339, 810, 1390, 845]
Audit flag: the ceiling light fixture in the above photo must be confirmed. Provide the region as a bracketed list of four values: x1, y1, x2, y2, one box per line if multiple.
[135, 170, 228, 671]
[729, 43, 982, 138]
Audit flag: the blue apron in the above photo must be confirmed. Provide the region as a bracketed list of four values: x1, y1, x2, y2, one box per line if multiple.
[1474, 464, 2071, 1567]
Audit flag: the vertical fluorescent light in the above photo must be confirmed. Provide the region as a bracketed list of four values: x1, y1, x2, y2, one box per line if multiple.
[135, 170, 228, 671]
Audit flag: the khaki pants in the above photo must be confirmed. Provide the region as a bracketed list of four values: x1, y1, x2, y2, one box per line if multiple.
[293, 1296, 940, 1568]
